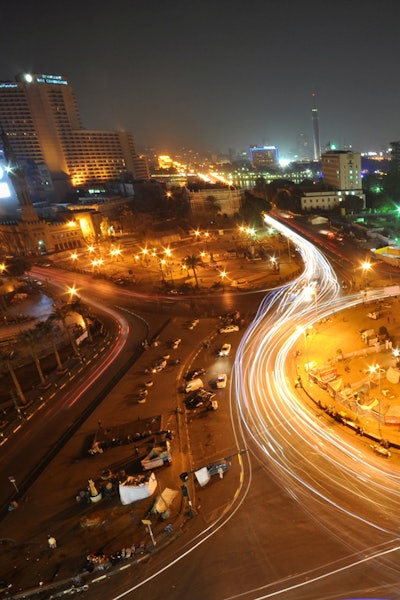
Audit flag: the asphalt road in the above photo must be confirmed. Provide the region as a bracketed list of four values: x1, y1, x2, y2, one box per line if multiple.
[3, 219, 400, 600]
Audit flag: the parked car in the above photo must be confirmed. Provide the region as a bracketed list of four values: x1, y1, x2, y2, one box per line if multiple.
[172, 338, 182, 349]
[152, 359, 167, 373]
[218, 343, 231, 357]
[184, 390, 216, 411]
[218, 325, 239, 334]
[185, 368, 206, 381]
[195, 388, 215, 402]
[206, 459, 231, 477]
[216, 374, 227, 388]
[184, 378, 204, 393]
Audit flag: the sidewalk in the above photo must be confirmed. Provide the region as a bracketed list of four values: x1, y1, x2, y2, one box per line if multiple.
[0, 314, 233, 598]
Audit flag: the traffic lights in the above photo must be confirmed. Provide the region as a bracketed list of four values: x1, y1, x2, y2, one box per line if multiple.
[181, 485, 188, 497]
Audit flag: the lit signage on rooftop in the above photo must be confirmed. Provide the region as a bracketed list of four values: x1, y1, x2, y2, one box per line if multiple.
[36, 74, 68, 85]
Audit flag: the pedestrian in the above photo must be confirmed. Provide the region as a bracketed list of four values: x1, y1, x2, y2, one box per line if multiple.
[47, 534, 57, 549]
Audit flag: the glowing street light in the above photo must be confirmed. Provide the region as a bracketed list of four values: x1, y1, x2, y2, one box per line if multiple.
[361, 261, 372, 289]
[67, 285, 78, 300]
[368, 363, 382, 437]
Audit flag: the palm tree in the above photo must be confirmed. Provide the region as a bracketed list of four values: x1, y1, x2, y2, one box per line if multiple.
[182, 254, 203, 288]
[69, 297, 94, 343]
[18, 329, 47, 387]
[0, 349, 27, 406]
[49, 304, 81, 359]
[36, 319, 65, 372]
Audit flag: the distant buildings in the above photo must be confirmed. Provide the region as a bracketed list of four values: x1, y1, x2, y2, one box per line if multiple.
[0, 73, 149, 202]
[321, 150, 362, 192]
[249, 146, 279, 170]
[300, 150, 365, 212]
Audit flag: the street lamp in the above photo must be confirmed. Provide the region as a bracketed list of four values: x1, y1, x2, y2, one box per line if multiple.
[368, 363, 382, 437]
[219, 269, 227, 290]
[361, 261, 372, 290]
[159, 258, 166, 282]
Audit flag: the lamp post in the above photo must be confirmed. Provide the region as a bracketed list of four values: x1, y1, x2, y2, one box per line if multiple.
[159, 258, 166, 283]
[369, 364, 382, 437]
[361, 261, 372, 291]
[8, 475, 19, 494]
[219, 269, 227, 291]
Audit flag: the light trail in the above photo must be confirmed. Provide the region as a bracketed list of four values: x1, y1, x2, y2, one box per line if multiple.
[236, 215, 400, 550]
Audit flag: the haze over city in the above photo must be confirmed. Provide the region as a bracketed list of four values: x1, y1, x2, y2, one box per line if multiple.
[2, 0, 400, 158]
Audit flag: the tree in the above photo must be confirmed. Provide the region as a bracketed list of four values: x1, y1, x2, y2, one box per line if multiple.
[69, 297, 94, 343]
[0, 349, 27, 406]
[182, 254, 203, 288]
[36, 319, 65, 372]
[49, 304, 81, 358]
[18, 329, 47, 387]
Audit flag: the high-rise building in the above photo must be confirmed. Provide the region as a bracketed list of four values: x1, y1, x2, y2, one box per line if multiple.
[0, 73, 148, 200]
[389, 141, 400, 176]
[321, 150, 362, 191]
[296, 133, 312, 161]
[249, 146, 279, 169]
[321, 149, 365, 208]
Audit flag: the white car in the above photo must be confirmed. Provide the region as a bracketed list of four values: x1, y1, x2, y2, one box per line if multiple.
[216, 374, 227, 388]
[218, 343, 231, 357]
[218, 325, 239, 334]
[172, 338, 182, 349]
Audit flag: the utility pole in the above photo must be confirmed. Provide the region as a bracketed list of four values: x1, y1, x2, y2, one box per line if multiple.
[179, 472, 195, 518]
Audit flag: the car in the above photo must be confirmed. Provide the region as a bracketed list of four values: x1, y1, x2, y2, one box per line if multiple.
[216, 374, 227, 389]
[185, 368, 206, 381]
[206, 459, 231, 477]
[218, 325, 239, 334]
[184, 390, 216, 411]
[218, 343, 231, 357]
[152, 359, 167, 373]
[195, 389, 215, 402]
[187, 319, 199, 330]
[172, 338, 182, 349]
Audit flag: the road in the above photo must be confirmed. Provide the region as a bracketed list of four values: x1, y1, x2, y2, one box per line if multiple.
[85, 215, 400, 599]
[3, 219, 400, 599]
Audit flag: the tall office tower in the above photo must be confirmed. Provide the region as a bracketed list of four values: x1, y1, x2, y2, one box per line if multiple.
[249, 146, 279, 169]
[296, 133, 311, 161]
[311, 92, 321, 161]
[0, 73, 147, 200]
[389, 141, 400, 176]
[1, 129, 38, 222]
[321, 150, 362, 191]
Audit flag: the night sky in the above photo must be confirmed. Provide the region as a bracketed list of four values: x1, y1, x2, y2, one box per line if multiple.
[1, 0, 400, 157]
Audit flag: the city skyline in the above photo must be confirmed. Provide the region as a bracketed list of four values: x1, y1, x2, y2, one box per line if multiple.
[1, 0, 400, 158]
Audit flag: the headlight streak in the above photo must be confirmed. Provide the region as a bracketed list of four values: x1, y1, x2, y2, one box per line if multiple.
[235, 215, 400, 544]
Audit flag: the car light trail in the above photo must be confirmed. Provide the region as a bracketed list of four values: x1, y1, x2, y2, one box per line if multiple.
[236, 214, 400, 550]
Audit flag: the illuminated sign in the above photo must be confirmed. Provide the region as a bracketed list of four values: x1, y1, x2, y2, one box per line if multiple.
[36, 74, 68, 85]
[0, 83, 18, 89]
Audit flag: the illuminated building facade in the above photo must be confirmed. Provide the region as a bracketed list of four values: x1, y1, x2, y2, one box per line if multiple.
[321, 150, 365, 208]
[249, 146, 279, 169]
[321, 150, 362, 191]
[0, 73, 148, 200]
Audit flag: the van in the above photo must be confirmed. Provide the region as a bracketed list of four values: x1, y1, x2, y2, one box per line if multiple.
[184, 378, 204, 393]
